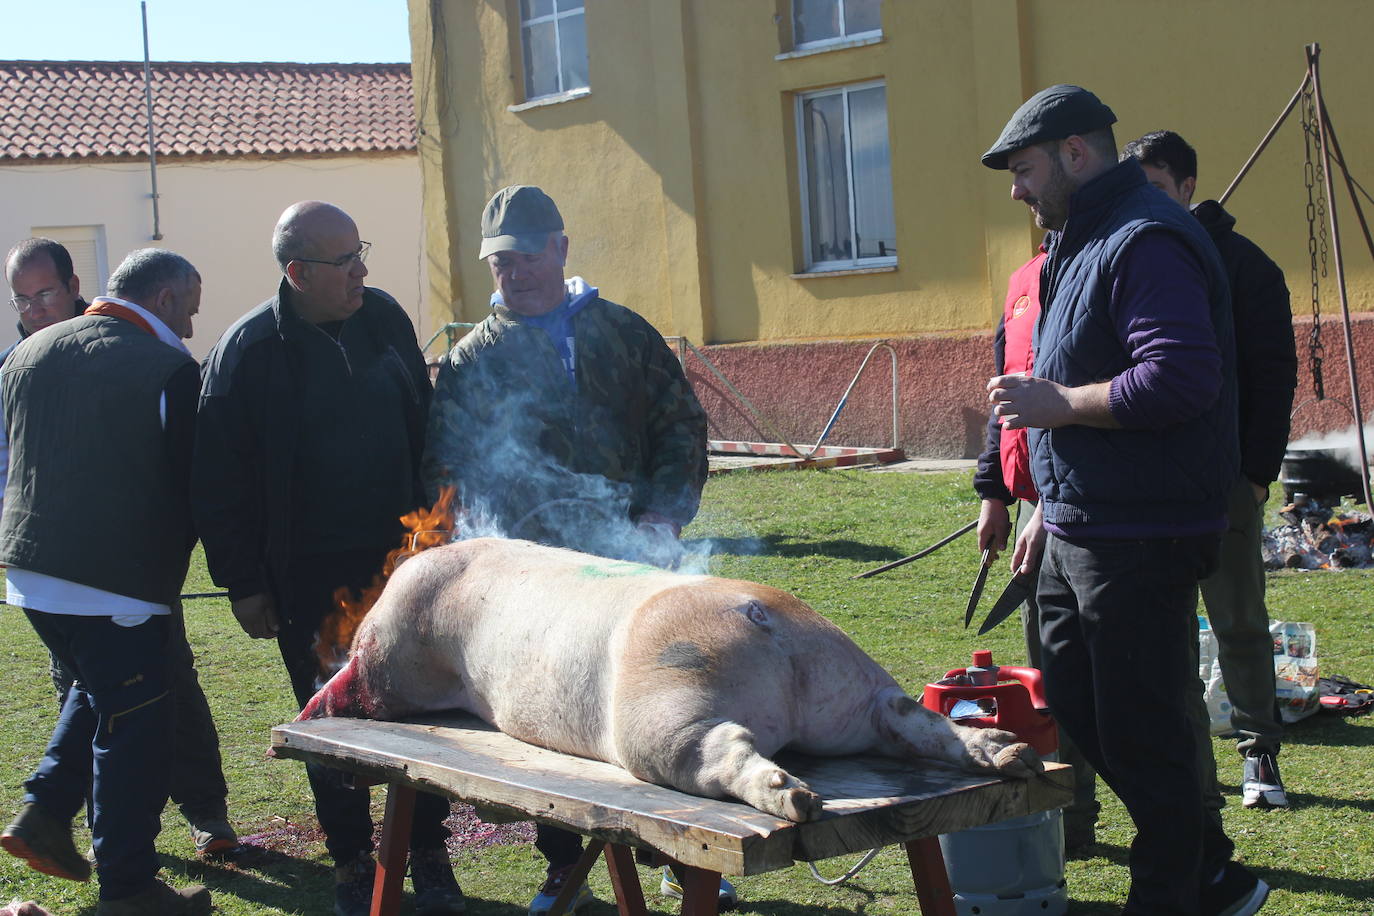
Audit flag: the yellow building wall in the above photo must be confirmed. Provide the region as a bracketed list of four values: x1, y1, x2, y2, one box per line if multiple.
[411, 0, 1374, 346]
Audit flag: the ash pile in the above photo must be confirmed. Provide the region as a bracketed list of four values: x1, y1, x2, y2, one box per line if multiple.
[1262, 495, 1373, 569]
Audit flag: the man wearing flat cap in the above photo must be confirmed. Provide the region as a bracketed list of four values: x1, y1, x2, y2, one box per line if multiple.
[984, 87, 1268, 915]
[421, 185, 712, 913]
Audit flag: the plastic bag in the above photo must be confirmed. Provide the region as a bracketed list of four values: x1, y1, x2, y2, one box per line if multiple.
[1197, 618, 1234, 736]
[1197, 617, 1322, 731]
[1271, 620, 1321, 723]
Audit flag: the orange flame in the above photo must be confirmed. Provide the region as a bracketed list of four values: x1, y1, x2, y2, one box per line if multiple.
[315, 486, 457, 677]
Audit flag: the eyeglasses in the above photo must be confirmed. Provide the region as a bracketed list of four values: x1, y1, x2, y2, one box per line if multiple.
[292, 241, 372, 269]
[9, 287, 65, 315]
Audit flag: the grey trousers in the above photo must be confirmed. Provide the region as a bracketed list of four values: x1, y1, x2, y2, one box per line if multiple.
[1196, 477, 1283, 759]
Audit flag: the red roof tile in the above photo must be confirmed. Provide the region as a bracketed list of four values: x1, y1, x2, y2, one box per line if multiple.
[0, 60, 415, 161]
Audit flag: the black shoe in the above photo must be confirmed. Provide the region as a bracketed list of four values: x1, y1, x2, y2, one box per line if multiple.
[410, 847, 466, 915]
[1200, 862, 1269, 916]
[187, 814, 239, 859]
[334, 852, 376, 916]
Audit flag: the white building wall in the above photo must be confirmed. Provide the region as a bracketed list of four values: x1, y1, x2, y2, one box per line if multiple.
[0, 153, 426, 360]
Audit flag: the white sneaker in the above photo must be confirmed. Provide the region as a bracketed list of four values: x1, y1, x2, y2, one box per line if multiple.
[1241, 753, 1289, 809]
[660, 867, 738, 910]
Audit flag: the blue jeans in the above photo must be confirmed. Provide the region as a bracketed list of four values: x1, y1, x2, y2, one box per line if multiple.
[49, 602, 230, 824]
[1038, 533, 1234, 915]
[24, 610, 174, 900]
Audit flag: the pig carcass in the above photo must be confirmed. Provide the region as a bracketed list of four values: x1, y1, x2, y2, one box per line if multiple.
[300, 537, 1040, 821]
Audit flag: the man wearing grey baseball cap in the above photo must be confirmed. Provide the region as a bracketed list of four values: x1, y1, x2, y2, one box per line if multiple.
[983, 87, 1268, 915]
[421, 187, 716, 912]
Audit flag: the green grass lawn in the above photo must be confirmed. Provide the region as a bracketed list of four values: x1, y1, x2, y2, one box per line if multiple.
[2, 468, 1371, 914]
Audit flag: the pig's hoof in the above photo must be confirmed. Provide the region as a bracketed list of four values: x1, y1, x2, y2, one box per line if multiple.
[763, 768, 822, 821]
[992, 742, 1043, 778]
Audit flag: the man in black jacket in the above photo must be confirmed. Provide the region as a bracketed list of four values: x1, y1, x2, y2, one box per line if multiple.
[1123, 130, 1298, 810]
[192, 202, 463, 916]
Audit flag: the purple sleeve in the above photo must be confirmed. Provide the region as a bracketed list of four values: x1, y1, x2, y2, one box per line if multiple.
[1106, 231, 1222, 429]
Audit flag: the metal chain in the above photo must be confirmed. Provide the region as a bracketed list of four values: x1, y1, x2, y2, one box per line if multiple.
[1301, 86, 1327, 400]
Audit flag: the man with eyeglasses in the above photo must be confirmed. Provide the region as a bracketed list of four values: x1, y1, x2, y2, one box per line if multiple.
[192, 201, 462, 916]
[3, 238, 89, 364]
[3, 237, 240, 862]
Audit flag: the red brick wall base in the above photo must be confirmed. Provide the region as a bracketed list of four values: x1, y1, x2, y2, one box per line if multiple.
[686, 315, 1374, 459]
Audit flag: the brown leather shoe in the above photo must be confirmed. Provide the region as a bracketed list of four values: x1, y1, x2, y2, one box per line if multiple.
[93, 879, 211, 915]
[187, 815, 239, 858]
[0, 803, 92, 882]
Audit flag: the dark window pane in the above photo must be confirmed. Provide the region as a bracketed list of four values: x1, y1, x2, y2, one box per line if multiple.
[847, 86, 895, 259]
[844, 0, 882, 35]
[559, 12, 588, 91]
[523, 20, 558, 98]
[555, 0, 582, 11]
[803, 92, 851, 264]
[794, 0, 840, 45]
[521, 0, 553, 20]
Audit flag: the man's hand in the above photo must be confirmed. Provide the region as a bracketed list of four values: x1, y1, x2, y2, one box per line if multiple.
[978, 499, 1011, 562]
[232, 593, 280, 639]
[1005, 505, 1044, 576]
[988, 374, 1120, 430]
[1010, 501, 1046, 576]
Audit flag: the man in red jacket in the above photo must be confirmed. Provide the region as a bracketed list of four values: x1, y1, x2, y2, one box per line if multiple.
[972, 245, 1101, 853]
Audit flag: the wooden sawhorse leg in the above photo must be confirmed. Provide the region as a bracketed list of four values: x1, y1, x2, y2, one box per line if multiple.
[371, 782, 417, 916]
[905, 836, 957, 916]
[673, 863, 723, 916]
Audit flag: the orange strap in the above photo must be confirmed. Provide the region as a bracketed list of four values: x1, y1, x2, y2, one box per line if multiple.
[84, 300, 157, 337]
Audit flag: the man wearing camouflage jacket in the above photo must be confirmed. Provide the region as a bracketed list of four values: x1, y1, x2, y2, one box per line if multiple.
[421, 185, 713, 914]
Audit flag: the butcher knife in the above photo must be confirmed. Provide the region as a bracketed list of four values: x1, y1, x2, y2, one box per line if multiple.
[976, 571, 1036, 636]
[963, 549, 993, 628]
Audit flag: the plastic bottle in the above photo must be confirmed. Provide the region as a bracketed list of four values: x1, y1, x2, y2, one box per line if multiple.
[965, 649, 1000, 686]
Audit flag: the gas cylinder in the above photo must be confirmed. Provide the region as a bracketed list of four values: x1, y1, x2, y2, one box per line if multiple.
[922, 651, 1067, 916]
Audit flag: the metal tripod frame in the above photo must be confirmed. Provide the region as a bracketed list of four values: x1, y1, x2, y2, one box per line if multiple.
[1220, 42, 1374, 509]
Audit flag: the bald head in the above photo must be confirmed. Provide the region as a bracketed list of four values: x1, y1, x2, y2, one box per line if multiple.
[272, 201, 357, 270]
[272, 201, 370, 325]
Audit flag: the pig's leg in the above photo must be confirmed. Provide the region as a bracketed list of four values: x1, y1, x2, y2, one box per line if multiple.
[618, 717, 822, 822]
[870, 687, 1041, 777]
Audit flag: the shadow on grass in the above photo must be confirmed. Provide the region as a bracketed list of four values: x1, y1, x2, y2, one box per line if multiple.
[1282, 713, 1374, 748]
[684, 535, 906, 563]
[1244, 863, 1374, 911]
[174, 846, 336, 914]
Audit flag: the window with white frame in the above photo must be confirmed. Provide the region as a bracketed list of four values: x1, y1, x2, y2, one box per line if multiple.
[797, 81, 896, 271]
[519, 0, 588, 101]
[793, 0, 882, 49]
[32, 225, 108, 296]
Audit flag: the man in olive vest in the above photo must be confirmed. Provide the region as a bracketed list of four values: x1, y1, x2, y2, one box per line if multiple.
[0, 249, 211, 916]
[3, 237, 238, 859]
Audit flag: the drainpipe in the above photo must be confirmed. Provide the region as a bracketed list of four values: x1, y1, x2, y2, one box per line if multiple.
[141, 1, 162, 240]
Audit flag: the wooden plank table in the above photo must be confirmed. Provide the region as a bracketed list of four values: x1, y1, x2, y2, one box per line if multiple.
[271, 712, 1071, 916]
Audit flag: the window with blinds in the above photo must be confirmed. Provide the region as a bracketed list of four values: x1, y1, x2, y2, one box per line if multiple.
[30, 225, 108, 297]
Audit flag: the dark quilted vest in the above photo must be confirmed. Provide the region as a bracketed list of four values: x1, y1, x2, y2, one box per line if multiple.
[0, 315, 195, 604]
[1029, 160, 1238, 531]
